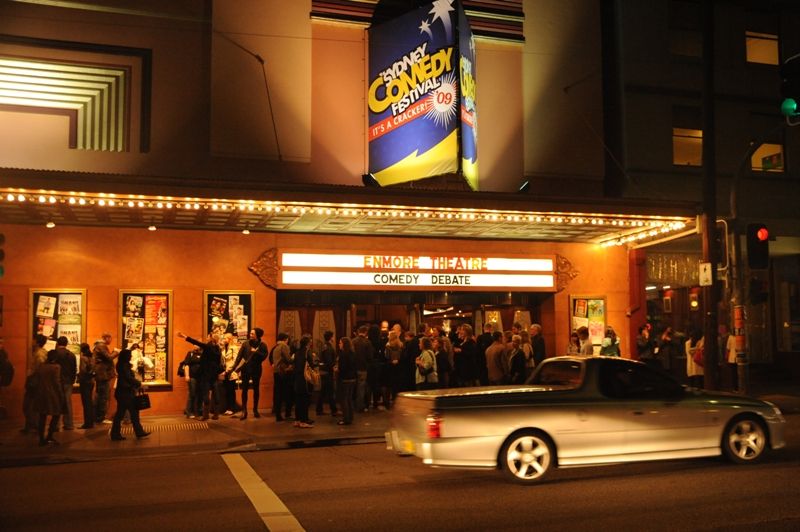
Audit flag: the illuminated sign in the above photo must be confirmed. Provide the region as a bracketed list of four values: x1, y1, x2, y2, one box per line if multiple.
[279, 252, 554, 291]
[367, 1, 478, 189]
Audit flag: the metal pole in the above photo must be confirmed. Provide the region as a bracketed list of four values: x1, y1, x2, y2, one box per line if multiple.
[701, 0, 719, 390]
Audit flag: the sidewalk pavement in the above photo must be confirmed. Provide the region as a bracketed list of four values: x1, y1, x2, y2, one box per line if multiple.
[2, 386, 799, 468]
[0, 409, 390, 468]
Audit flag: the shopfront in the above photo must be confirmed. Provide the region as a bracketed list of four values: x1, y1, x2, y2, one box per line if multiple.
[0, 186, 697, 421]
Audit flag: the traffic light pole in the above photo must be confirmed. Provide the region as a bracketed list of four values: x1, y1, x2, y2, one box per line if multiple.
[701, 0, 718, 390]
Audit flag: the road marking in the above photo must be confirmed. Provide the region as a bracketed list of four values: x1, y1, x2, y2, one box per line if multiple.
[222, 453, 305, 532]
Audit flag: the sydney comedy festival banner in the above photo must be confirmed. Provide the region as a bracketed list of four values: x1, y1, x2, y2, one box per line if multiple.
[367, 0, 478, 189]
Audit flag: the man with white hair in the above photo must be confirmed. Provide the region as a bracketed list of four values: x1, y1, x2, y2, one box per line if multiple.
[92, 332, 118, 424]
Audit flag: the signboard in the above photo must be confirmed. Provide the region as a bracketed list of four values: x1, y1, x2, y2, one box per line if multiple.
[368, 1, 477, 188]
[279, 252, 554, 292]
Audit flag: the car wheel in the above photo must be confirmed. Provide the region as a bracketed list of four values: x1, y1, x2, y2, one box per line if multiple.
[722, 415, 767, 464]
[500, 430, 554, 484]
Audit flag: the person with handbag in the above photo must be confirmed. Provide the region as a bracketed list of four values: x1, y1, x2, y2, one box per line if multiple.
[109, 349, 150, 441]
[415, 336, 438, 390]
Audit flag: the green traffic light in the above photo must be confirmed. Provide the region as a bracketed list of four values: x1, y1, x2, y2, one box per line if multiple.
[782, 98, 798, 117]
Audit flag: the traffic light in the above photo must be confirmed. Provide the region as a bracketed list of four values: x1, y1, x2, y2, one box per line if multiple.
[746, 223, 769, 270]
[781, 55, 800, 118]
[0, 233, 4, 278]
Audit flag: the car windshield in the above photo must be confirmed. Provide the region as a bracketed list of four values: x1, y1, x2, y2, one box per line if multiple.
[529, 360, 583, 387]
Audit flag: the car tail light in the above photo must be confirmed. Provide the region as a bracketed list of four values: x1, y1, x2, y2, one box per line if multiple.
[426, 413, 442, 439]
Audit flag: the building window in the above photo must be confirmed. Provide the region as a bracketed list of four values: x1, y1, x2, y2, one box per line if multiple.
[673, 128, 703, 166]
[745, 31, 778, 65]
[750, 143, 784, 172]
[669, 0, 701, 58]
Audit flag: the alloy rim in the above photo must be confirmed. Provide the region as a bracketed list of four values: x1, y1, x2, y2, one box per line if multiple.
[506, 435, 550, 479]
[728, 419, 766, 460]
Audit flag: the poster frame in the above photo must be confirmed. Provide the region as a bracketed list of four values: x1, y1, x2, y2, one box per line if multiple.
[118, 289, 173, 388]
[568, 295, 607, 354]
[29, 288, 87, 382]
[203, 290, 255, 342]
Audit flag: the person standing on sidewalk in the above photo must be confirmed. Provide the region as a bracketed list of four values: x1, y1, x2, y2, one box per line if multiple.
[316, 330, 338, 416]
[50, 336, 76, 431]
[177, 332, 223, 421]
[92, 332, 118, 425]
[336, 336, 356, 426]
[109, 349, 150, 441]
[77, 343, 95, 429]
[352, 325, 374, 412]
[33, 350, 66, 446]
[22, 334, 48, 433]
[292, 334, 314, 428]
[232, 328, 267, 420]
[219, 333, 239, 415]
[272, 333, 293, 422]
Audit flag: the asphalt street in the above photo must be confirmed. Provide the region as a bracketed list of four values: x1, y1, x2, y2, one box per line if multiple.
[1, 415, 799, 532]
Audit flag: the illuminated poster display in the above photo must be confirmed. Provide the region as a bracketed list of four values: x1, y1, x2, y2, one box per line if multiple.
[368, 1, 477, 188]
[279, 252, 554, 292]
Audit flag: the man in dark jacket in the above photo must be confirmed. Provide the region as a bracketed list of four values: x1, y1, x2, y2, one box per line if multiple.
[232, 327, 268, 420]
[476, 322, 494, 385]
[92, 332, 117, 425]
[177, 331, 222, 420]
[352, 325, 374, 412]
[454, 325, 479, 387]
[50, 336, 76, 430]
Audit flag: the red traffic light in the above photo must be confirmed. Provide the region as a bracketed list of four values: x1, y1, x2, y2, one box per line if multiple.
[756, 227, 769, 241]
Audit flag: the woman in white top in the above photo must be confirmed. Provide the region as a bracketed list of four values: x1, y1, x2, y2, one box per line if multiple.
[685, 329, 704, 388]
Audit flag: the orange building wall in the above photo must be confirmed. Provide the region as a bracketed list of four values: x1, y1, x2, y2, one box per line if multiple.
[0, 223, 629, 421]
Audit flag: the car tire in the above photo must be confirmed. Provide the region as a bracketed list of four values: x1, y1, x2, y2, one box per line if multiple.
[722, 415, 767, 464]
[499, 430, 554, 484]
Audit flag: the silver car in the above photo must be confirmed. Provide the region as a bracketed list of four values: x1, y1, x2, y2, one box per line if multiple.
[385, 356, 786, 484]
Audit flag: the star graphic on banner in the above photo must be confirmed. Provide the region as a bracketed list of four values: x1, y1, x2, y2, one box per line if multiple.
[419, 18, 433, 40]
[429, 0, 454, 41]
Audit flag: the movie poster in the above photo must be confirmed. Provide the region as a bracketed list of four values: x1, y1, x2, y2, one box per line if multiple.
[368, 1, 461, 185]
[205, 291, 253, 342]
[31, 290, 86, 358]
[36, 295, 56, 319]
[125, 295, 144, 317]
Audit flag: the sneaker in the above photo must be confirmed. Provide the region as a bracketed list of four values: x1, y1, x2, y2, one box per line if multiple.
[224, 410, 233, 416]
[189, 415, 196, 419]
[298, 422, 314, 428]
[102, 419, 113, 425]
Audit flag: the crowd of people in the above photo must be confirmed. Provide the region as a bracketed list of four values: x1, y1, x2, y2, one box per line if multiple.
[20, 332, 150, 445]
[17, 317, 737, 444]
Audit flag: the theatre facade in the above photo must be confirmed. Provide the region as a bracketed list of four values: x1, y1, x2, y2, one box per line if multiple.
[0, 1, 701, 418]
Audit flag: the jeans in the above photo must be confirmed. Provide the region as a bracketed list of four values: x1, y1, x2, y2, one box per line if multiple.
[273, 373, 294, 419]
[94, 379, 111, 422]
[79, 381, 94, 427]
[184, 377, 201, 417]
[355, 370, 368, 411]
[62, 382, 74, 429]
[338, 379, 356, 424]
[223, 378, 238, 412]
[198, 378, 218, 417]
[316, 373, 337, 414]
[241, 371, 262, 414]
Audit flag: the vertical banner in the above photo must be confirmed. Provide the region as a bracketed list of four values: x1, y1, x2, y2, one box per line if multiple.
[368, 1, 462, 186]
[458, 2, 478, 190]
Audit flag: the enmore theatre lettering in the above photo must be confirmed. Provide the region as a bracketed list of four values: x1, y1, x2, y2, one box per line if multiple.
[279, 252, 555, 291]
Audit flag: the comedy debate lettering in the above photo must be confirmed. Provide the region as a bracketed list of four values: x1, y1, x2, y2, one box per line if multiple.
[368, 0, 478, 188]
[279, 253, 555, 292]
